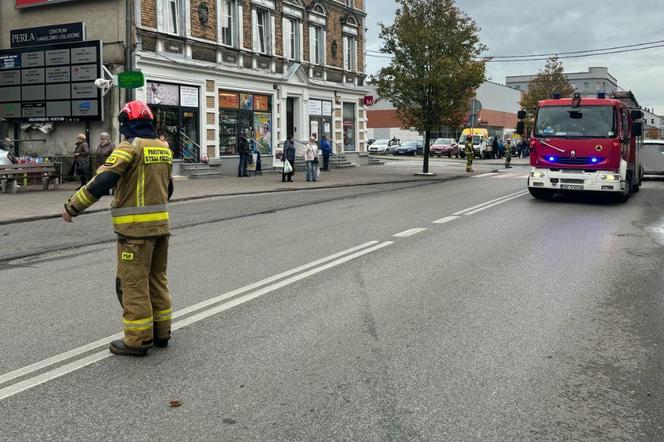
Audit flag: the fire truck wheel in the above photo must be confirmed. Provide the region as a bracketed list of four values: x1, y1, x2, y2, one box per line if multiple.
[528, 188, 555, 200]
[617, 173, 633, 203]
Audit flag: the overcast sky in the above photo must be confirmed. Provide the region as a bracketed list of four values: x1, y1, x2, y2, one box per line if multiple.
[365, 0, 664, 113]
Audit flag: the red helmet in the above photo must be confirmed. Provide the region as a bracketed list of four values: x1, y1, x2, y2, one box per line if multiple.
[119, 100, 153, 122]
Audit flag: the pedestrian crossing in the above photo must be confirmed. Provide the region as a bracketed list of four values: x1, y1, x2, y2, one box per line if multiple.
[473, 172, 530, 179]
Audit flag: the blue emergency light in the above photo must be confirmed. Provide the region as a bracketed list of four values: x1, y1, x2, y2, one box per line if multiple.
[548, 156, 555, 162]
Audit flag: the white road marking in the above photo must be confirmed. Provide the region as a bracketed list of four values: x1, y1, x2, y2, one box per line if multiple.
[495, 173, 520, 179]
[473, 172, 499, 178]
[393, 228, 428, 238]
[464, 191, 529, 215]
[0, 241, 380, 391]
[0, 241, 393, 402]
[432, 216, 459, 224]
[453, 190, 528, 216]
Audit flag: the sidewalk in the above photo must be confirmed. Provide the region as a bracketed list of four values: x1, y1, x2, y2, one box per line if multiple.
[0, 165, 467, 224]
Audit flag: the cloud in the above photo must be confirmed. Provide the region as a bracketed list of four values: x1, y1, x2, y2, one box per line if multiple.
[366, 0, 664, 112]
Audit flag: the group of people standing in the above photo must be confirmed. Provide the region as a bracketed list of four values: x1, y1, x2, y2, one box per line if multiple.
[68, 132, 116, 188]
[281, 134, 333, 183]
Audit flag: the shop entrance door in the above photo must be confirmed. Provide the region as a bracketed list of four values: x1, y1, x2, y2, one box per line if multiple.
[286, 98, 294, 139]
[181, 110, 199, 161]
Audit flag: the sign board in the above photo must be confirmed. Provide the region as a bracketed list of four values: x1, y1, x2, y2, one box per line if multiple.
[180, 86, 199, 108]
[11, 22, 85, 48]
[363, 95, 374, 106]
[118, 71, 145, 89]
[322, 101, 332, 116]
[469, 99, 482, 116]
[308, 99, 322, 116]
[0, 40, 103, 122]
[16, 0, 77, 8]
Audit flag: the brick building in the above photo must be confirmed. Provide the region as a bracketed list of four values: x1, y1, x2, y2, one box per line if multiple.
[367, 81, 522, 142]
[134, 0, 370, 168]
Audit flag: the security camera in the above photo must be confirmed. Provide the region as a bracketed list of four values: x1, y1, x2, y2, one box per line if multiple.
[95, 78, 111, 89]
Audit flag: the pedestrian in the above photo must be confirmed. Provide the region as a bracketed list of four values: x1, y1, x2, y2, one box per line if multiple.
[237, 132, 251, 177]
[0, 137, 17, 164]
[504, 139, 513, 168]
[282, 135, 296, 182]
[158, 132, 170, 148]
[320, 134, 332, 171]
[305, 136, 318, 182]
[62, 100, 174, 357]
[71, 134, 90, 188]
[95, 132, 116, 170]
[492, 136, 499, 159]
[465, 136, 474, 172]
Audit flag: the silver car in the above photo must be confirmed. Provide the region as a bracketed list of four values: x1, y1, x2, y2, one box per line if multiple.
[642, 139, 664, 175]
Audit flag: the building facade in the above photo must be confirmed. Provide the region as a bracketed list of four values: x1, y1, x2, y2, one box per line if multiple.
[367, 81, 522, 141]
[134, 0, 369, 166]
[506, 67, 619, 97]
[1, 0, 369, 168]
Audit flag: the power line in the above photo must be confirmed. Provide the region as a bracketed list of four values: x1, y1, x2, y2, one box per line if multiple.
[488, 38, 664, 59]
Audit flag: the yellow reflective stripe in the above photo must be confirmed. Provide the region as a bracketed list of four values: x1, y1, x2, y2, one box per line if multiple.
[154, 308, 172, 316]
[154, 315, 172, 323]
[123, 316, 153, 325]
[153, 308, 172, 322]
[124, 324, 153, 331]
[111, 149, 133, 162]
[112, 212, 169, 225]
[76, 190, 92, 206]
[136, 166, 145, 207]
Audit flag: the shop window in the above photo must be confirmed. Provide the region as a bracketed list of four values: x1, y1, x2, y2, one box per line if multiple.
[343, 35, 356, 71]
[219, 90, 272, 155]
[160, 0, 182, 35]
[220, 0, 237, 47]
[343, 102, 356, 152]
[254, 9, 271, 54]
[283, 17, 300, 60]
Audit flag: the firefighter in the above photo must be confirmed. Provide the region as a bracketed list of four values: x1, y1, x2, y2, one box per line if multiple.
[504, 138, 513, 169]
[464, 136, 474, 172]
[62, 101, 174, 357]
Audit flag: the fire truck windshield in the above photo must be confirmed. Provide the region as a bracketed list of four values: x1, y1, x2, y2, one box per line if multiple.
[535, 106, 616, 139]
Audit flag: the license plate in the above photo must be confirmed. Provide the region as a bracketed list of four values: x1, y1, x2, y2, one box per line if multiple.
[561, 184, 584, 191]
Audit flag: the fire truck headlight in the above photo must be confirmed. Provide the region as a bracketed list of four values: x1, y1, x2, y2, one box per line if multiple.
[600, 174, 620, 182]
[531, 171, 546, 178]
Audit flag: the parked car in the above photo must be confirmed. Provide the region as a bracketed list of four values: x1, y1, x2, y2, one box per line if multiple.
[386, 140, 401, 155]
[368, 139, 391, 154]
[430, 138, 458, 157]
[642, 139, 664, 175]
[395, 140, 423, 156]
[458, 134, 490, 159]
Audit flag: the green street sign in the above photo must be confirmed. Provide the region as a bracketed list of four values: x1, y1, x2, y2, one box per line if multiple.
[117, 71, 145, 89]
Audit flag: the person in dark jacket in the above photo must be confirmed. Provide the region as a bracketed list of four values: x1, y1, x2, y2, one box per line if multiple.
[237, 132, 251, 177]
[282, 136, 296, 182]
[320, 134, 333, 171]
[73, 134, 90, 187]
[95, 132, 116, 170]
[492, 136, 499, 159]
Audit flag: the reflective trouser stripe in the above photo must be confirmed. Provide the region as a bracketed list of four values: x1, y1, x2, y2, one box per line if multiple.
[153, 308, 172, 322]
[112, 211, 169, 225]
[124, 316, 153, 331]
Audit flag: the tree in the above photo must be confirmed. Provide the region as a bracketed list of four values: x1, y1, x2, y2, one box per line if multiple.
[520, 57, 574, 111]
[371, 0, 486, 174]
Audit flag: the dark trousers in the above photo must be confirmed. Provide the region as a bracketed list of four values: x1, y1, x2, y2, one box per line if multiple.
[282, 159, 294, 181]
[238, 153, 249, 176]
[323, 152, 330, 171]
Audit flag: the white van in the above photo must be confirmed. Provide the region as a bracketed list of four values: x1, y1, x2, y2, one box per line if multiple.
[642, 139, 664, 175]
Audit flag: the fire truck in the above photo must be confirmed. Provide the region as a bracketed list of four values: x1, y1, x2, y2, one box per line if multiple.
[525, 91, 644, 202]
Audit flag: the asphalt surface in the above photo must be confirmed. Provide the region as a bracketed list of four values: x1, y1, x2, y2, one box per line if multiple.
[1, 165, 664, 440]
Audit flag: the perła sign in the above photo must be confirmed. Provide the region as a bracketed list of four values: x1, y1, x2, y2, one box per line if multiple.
[11, 23, 85, 48]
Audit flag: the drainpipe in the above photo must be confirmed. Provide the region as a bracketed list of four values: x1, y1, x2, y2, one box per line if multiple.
[125, 0, 134, 100]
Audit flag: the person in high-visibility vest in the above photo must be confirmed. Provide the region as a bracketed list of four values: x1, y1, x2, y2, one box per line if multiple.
[504, 138, 513, 169]
[62, 101, 174, 357]
[464, 137, 474, 172]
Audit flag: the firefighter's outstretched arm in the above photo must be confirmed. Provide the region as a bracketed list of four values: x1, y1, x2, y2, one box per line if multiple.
[62, 145, 135, 222]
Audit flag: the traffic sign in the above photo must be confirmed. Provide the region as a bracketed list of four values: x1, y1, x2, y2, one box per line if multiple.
[470, 99, 482, 116]
[118, 71, 145, 89]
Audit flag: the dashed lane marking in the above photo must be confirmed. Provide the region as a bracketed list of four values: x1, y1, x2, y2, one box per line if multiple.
[432, 216, 459, 224]
[393, 227, 428, 238]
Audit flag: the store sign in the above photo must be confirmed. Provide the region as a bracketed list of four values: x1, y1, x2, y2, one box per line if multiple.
[147, 82, 179, 106]
[16, 0, 77, 8]
[308, 99, 322, 116]
[219, 91, 239, 109]
[0, 40, 102, 122]
[363, 95, 375, 106]
[118, 71, 145, 89]
[10, 22, 85, 48]
[180, 86, 199, 108]
[254, 95, 269, 112]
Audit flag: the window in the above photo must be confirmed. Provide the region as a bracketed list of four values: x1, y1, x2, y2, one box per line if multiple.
[162, 0, 181, 34]
[311, 26, 323, 65]
[283, 17, 299, 60]
[345, 0, 353, 7]
[343, 35, 356, 71]
[255, 9, 270, 54]
[583, 82, 589, 90]
[221, 0, 236, 47]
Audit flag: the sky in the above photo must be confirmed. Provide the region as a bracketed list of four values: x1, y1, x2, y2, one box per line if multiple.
[365, 0, 664, 113]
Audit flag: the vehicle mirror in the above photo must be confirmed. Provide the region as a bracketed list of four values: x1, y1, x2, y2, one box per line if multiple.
[631, 122, 643, 137]
[631, 109, 643, 120]
[517, 110, 527, 120]
[516, 121, 525, 135]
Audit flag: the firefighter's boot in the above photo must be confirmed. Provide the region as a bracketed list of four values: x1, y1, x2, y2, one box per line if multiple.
[109, 339, 149, 357]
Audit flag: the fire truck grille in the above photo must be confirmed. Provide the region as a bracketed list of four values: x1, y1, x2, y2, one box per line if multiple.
[556, 157, 602, 165]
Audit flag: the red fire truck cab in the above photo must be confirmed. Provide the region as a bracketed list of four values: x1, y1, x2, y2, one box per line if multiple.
[527, 91, 644, 202]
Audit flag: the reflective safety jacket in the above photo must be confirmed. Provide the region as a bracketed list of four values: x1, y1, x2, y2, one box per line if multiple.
[464, 140, 474, 156]
[64, 137, 173, 238]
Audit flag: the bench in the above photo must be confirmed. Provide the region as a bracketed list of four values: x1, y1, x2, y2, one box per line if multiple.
[0, 164, 59, 194]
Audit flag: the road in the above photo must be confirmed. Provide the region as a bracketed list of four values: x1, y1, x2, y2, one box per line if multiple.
[1, 163, 664, 440]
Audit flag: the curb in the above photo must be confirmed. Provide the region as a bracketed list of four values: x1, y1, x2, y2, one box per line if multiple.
[0, 175, 463, 226]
